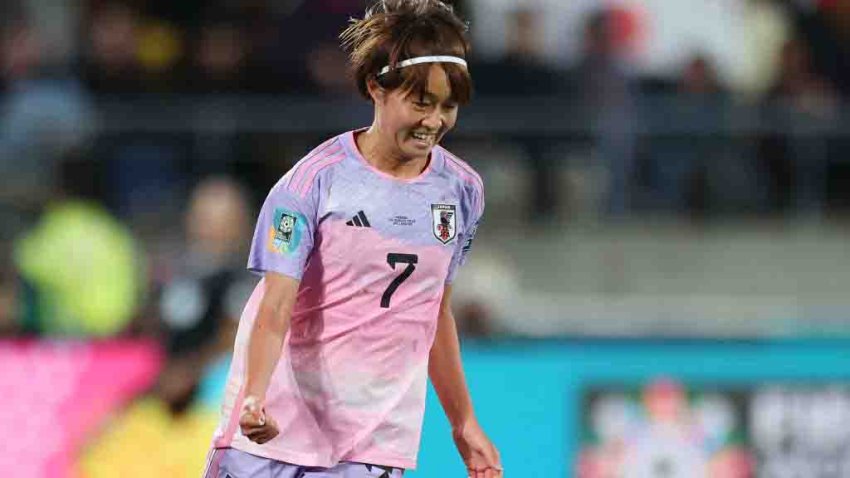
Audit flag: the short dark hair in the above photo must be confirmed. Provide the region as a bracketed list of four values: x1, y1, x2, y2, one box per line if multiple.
[340, 0, 472, 104]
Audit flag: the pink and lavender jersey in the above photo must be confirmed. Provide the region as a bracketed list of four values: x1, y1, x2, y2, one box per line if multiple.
[211, 129, 484, 470]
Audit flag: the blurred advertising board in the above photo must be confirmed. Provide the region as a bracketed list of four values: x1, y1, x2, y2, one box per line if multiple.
[416, 340, 850, 478]
[579, 380, 850, 477]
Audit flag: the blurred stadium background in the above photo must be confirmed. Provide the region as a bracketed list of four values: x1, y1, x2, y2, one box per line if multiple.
[2, 0, 850, 476]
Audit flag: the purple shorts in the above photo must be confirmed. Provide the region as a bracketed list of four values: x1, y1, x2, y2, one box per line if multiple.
[203, 448, 405, 478]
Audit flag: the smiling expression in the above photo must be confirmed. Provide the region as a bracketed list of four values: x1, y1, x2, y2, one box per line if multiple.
[369, 63, 459, 164]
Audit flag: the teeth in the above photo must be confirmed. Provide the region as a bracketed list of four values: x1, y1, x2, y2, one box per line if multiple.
[412, 132, 432, 141]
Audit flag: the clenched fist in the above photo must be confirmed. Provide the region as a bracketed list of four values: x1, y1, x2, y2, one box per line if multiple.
[239, 395, 279, 444]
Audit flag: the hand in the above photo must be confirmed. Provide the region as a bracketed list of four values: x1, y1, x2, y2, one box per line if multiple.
[239, 395, 279, 444]
[452, 418, 502, 478]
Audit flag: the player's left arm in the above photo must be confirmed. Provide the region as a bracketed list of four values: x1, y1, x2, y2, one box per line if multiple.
[429, 284, 503, 478]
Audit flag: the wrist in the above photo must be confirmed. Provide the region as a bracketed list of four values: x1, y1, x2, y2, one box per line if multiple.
[450, 413, 476, 433]
[243, 393, 265, 407]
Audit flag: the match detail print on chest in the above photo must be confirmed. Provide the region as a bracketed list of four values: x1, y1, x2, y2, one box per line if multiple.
[325, 178, 460, 245]
[340, 201, 460, 245]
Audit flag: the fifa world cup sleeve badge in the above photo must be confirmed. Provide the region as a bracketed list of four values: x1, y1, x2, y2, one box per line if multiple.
[267, 208, 307, 255]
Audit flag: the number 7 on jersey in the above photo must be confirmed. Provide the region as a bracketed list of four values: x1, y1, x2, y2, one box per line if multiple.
[381, 253, 418, 308]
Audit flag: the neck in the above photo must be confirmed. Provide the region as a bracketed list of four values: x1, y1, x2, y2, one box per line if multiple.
[356, 126, 429, 179]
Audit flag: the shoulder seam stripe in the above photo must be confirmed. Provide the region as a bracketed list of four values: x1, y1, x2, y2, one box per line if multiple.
[443, 151, 484, 190]
[297, 151, 347, 198]
[441, 148, 474, 173]
[287, 143, 344, 193]
[444, 152, 483, 185]
[287, 141, 342, 191]
[298, 151, 346, 198]
[285, 139, 341, 190]
[444, 155, 484, 192]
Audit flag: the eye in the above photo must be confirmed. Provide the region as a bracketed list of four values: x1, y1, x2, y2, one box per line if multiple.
[413, 100, 430, 109]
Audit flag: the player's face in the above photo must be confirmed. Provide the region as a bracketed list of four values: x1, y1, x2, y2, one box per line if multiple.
[377, 64, 459, 162]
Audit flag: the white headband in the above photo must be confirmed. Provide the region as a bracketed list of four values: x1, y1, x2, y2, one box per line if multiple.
[377, 55, 467, 76]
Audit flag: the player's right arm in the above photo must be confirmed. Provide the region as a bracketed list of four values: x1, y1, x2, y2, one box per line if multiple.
[237, 166, 320, 444]
[239, 271, 300, 444]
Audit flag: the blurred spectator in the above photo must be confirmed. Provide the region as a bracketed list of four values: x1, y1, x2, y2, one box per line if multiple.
[304, 41, 358, 96]
[256, 0, 361, 93]
[154, 177, 255, 367]
[25, 0, 81, 68]
[568, 8, 639, 216]
[472, 8, 560, 96]
[84, 3, 184, 93]
[644, 54, 733, 216]
[770, 38, 838, 114]
[792, 0, 850, 98]
[186, 16, 252, 183]
[0, 20, 95, 218]
[12, 159, 144, 337]
[190, 18, 248, 93]
[472, 8, 562, 221]
[82, 3, 142, 93]
[83, 4, 189, 226]
[758, 37, 838, 214]
[679, 55, 723, 96]
[135, 18, 184, 92]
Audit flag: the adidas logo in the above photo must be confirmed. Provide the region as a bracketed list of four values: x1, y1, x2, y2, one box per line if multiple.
[346, 210, 371, 227]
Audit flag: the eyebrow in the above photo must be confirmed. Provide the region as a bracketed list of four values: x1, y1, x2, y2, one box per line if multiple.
[417, 91, 455, 104]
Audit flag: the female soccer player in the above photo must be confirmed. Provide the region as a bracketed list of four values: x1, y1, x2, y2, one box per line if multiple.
[203, 1, 502, 477]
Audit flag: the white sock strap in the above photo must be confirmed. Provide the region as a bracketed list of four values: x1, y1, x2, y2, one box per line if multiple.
[377, 55, 467, 76]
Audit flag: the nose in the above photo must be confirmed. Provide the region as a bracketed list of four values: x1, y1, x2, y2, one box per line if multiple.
[420, 109, 442, 131]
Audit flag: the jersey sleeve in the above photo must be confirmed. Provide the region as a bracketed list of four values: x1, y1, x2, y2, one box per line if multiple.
[445, 183, 484, 284]
[247, 180, 317, 280]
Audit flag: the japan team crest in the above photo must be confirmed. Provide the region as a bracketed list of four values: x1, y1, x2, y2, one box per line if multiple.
[431, 204, 457, 244]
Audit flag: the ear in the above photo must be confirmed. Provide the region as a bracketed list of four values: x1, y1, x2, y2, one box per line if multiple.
[366, 77, 386, 104]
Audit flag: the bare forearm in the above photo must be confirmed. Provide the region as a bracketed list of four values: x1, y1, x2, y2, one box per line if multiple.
[244, 276, 298, 401]
[429, 309, 474, 429]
